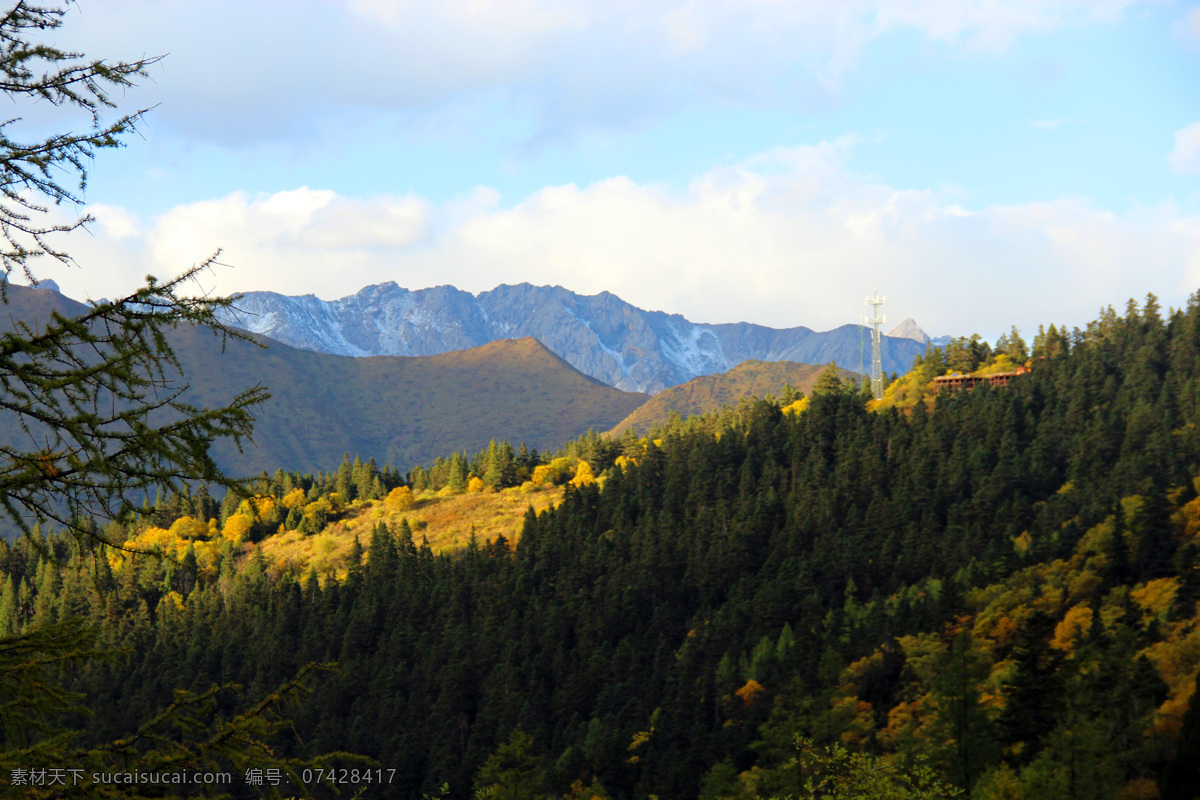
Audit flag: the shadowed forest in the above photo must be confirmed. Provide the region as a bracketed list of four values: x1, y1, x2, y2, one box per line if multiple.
[4, 295, 1200, 799]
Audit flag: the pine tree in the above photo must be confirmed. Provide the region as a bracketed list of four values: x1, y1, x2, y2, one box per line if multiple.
[448, 451, 469, 494]
[812, 364, 849, 396]
[926, 628, 997, 792]
[0, 574, 15, 636]
[336, 454, 354, 502]
[997, 611, 1066, 762]
[995, 326, 1028, 362]
[0, 7, 355, 794]
[1130, 480, 1178, 581]
[1159, 666, 1200, 800]
[362, 456, 379, 499]
[474, 728, 548, 800]
[0, 619, 355, 799]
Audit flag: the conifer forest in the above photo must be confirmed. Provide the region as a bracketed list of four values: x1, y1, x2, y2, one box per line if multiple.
[2, 1, 1199, 799]
[5, 296, 1200, 799]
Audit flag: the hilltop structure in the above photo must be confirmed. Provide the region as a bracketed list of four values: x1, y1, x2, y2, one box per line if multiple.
[933, 366, 1030, 394]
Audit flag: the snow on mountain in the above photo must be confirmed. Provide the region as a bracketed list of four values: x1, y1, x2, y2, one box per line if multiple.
[887, 318, 930, 344]
[219, 283, 928, 394]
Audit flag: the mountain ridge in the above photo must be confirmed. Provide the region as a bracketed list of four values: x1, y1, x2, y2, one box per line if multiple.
[0, 284, 648, 477]
[219, 281, 931, 394]
[606, 359, 857, 436]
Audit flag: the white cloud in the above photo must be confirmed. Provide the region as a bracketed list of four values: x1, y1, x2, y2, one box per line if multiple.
[50, 0, 1155, 148]
[40, 142, 1200, 341]
[88, 205, 141, 241]
[1169, 120, 1200, 175]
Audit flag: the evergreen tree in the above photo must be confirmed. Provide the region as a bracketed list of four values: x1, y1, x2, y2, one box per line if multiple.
[1159, 666, 1200, 800]
[0, 8, 357, 794]
[1129, 478, 1178, 581]
[474, 729, 548, 800]
[995, 326, 1028, 362]
[0, 574, 15, 636]
[997, 612, 1065, 762]
[192, 483, 217, 522]
[926, 628, 997, 793]
[336, 454, 355, 502]
[448, 452, 469, 494]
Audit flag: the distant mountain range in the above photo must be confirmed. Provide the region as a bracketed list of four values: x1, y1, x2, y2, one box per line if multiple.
[2, 280, 949, 480]
[0, 284, 646, 477]
[218, 283, 935, 394]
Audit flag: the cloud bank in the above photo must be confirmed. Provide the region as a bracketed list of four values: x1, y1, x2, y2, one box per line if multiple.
[43, 140, 1200, 341]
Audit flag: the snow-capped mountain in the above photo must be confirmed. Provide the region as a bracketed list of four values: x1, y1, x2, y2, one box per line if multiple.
[220, 282, 930, 394]
[888, 318, 953, 349]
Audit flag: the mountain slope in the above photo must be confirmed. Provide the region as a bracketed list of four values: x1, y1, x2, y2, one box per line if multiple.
[0, 284, 648, 477]
[166, 332, 648, 476]
[606, 359, 857, 436]
[221, 282, 926, 393]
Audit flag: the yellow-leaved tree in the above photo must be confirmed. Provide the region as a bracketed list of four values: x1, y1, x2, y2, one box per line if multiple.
[384, 485, 416, 512]
[570, 461, 595, 488]
[222, 513, 255, 544]
[281, 487, 307, 510]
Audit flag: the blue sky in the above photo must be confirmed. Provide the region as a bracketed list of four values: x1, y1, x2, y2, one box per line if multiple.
[22, 0, 1200, 340]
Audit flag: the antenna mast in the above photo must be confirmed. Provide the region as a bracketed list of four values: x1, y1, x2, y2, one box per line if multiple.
[864, 292, 886, 400]
[858, 317, 866, 394]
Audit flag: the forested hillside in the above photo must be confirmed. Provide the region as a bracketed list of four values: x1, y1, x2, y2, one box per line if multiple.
[5, 295, 1200, 799]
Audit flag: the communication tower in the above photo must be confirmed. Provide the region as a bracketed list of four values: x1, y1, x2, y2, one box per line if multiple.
[858, 317, 866, 394]
[864, 292, 885, 400]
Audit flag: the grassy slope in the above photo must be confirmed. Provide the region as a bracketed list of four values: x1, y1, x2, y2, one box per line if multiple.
[259, 484, 564, 577]
[607, 359, 857, 436]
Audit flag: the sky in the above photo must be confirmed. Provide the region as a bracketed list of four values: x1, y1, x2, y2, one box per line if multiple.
[13, 0, 1200, 340]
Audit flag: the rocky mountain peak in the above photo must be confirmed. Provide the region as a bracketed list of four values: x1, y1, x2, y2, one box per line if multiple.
[887, 318, 930, 344]
[218, 284, 930, 394]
